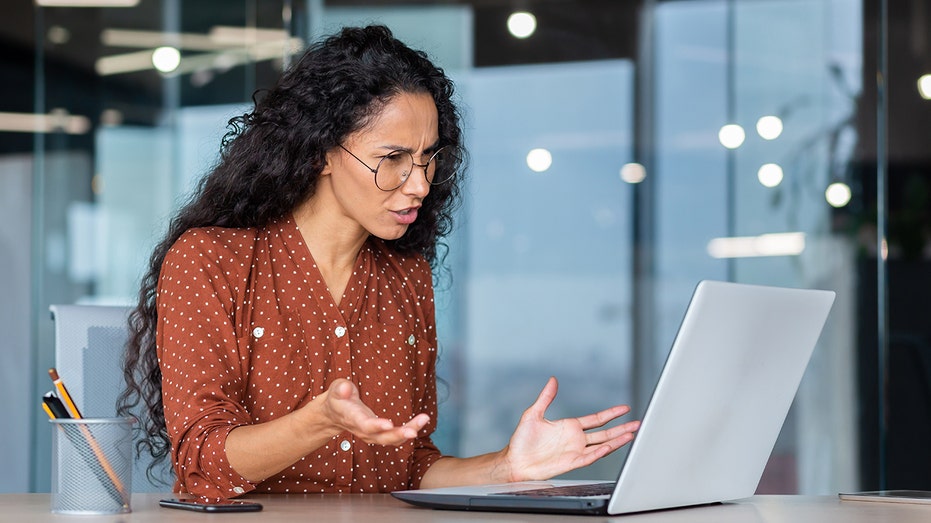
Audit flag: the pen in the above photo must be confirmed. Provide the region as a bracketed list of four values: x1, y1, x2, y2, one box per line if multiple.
[42, 392, 71, 419]
[48, 368, 83, 419]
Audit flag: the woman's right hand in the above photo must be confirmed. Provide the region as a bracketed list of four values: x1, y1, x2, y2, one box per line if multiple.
[317, 378, 430, 446]
[227, 378, 429, 483]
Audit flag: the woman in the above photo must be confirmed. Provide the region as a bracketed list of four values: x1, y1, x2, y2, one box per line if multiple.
[120, 25, 639, 499]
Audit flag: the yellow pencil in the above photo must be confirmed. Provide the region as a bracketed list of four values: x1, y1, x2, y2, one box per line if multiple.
[41, 401, 56, 420]
[48, 368, 83, 419]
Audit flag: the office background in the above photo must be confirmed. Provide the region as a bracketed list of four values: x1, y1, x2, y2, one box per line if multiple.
[0, 0, 928, 495]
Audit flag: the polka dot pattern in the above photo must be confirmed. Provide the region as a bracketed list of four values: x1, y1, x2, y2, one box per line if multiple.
[156, 216, 441, 498]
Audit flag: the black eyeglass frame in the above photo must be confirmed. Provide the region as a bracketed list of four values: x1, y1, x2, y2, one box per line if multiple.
[338, 144, 459, 191]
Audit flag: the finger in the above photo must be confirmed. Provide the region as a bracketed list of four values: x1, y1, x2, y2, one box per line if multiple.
[585, 421, 641, 445]
[393, 413, 430, 439]
[570, 444, 616, 470]
[330, 379, 356, 400]
[524, 376, 558, 419]
[359, 418, 429, 446]
[355, 413, 429, 442]
[401, 413, 431, 435]
[575, 404, 632, 430]
[578, 432, 638, 466]
[359, 427, 418, 446]
[356, 416, 396, 433]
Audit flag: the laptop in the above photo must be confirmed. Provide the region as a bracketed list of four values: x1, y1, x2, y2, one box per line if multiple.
[392, 280, 836, 515]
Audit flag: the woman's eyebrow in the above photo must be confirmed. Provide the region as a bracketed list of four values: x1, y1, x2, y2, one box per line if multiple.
[375, 140, 441, 154]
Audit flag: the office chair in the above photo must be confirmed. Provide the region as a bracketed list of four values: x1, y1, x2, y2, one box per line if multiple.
[50, 304, 174, 492]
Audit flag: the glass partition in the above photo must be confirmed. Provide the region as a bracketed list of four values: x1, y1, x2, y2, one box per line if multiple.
[649, 0, 861, 493]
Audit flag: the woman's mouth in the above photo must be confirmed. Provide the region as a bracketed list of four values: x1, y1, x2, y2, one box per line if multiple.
[391, 207, 419, 225]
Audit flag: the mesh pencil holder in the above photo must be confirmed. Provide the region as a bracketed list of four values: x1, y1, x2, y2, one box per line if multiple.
[50, 417, 134, 514]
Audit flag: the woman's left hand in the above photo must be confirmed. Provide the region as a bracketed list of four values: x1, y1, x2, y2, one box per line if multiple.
[501, 376, 640, 482]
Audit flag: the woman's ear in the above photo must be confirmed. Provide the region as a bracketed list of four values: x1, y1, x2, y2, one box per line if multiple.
[320, 150, 335, 177]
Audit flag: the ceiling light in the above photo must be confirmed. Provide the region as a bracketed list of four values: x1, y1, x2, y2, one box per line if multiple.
[755, 115, 783, 140]
[209, 26, 290, 44]
[757, 163, 784, 188]
[0, 110, 90, 134]
[526, 148, 552, 172]
[101, 26, 293, 51]
[97, 27, 303, 77]
[101, 29, 216, 51]
[47, 26, 71, 44]
[918, 74, 931, 100]
[718, 124, 745, 149]
[152, 46, 181, 73]
[36, 0, 139, 7]
[507, 12, 537, 39]
[825, 182, 852, 208]
[96, 50, 157, 76]
[707, 232, 806, 259]
[620, 162, 646, 184]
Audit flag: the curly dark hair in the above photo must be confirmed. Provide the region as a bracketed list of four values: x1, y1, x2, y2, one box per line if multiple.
[117, 25, 464, 482]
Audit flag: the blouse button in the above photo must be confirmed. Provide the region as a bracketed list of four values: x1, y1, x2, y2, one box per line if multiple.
[339, 440, 352, 451]
[232, 486, 245, 494]
[335, 326, 347, 338]
[252, 327, 264, 338]
[407, 335, 416, 345]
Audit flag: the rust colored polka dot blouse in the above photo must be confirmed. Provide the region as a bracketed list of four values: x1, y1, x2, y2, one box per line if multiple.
[156, 215, 442, 498]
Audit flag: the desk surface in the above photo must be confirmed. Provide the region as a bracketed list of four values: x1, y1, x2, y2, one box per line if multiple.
[2, 493, 929, 522]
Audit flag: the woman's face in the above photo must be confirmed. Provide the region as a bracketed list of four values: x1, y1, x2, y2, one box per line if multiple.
[324, 91, 440, 241]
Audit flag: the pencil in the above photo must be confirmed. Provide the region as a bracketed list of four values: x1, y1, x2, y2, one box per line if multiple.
[48, 368, 83, 419]
[41, 401, 57, 422]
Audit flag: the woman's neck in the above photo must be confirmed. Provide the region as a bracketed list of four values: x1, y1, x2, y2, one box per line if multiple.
[292, 195, 369, 303]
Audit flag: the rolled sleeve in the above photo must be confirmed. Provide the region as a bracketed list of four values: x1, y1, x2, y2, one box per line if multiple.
[157, 228, 257, 498]
[174, 423, 256, 497]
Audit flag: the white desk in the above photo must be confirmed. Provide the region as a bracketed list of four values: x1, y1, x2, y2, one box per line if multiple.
[0, 493, 927, 521]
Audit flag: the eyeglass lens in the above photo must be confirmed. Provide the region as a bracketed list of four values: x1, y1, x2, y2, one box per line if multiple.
[375, 147, 460, 190]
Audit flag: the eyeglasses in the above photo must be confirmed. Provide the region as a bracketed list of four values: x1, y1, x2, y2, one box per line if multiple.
[338, 144, 461, 191]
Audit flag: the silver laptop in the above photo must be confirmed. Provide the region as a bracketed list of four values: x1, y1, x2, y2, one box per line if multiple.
[392, 280, 836, 515]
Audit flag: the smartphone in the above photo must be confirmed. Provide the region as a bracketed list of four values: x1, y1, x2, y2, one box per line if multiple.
[159, 497, 263, 512]
[839, 490, 931, 505]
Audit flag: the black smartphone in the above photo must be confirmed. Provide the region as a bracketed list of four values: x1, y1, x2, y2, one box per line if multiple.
[159, 497, 263, 512]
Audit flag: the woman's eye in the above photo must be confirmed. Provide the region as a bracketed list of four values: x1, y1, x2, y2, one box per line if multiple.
[383, 152, 409, 163]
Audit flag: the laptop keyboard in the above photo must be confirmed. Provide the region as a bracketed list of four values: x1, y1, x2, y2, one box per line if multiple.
[494, 482, 616, 497]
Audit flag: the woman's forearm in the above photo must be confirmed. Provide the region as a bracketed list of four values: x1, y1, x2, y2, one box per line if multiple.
[225, 395, 340, 482]
[224, 379, 429, 483]
[418, 450, 513, 489]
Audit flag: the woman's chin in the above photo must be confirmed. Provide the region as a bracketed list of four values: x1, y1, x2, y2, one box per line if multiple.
[369, 224, 410, 242]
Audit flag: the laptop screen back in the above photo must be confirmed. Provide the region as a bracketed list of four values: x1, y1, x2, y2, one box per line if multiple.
[608, 280, 835, 514]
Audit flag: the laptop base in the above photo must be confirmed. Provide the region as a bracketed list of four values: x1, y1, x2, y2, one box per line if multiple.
[391, 490, 609, 515]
